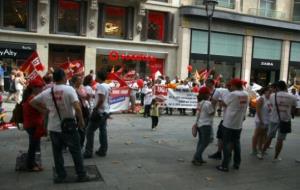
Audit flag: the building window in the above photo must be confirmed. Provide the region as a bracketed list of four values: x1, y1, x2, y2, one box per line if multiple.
[260, 0, 276, 10]
[50, 0, 87, 36]
[293, 0, 300, 21]
[152, 0, 168, 2]
[104, 6, 126, 38]
[0, 0, 37, 31]
[148, 11, 165, 41]
[141, 10, 174, 43]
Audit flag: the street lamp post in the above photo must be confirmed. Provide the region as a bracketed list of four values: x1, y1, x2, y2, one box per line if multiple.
[203, 0, 218, 72]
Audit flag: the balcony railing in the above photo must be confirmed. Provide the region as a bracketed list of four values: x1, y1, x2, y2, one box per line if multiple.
[194, 0, 235, 9]
[248, 8, 286, 20]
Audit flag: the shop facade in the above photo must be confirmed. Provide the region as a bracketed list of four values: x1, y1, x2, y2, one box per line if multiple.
[289, 42, 300, 86]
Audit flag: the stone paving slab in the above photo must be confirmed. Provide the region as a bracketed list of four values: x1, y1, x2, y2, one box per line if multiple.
[0, 102, 300, 190]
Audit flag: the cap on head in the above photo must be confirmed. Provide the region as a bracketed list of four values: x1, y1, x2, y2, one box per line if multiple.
[199, 86, 210, 94]
[28, 78, 45, 88]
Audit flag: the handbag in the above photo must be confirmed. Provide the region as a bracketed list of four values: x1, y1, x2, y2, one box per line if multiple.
[275, 93, 292, 134]
[192, 101, 204, 138]
[51, 87, 77, 133]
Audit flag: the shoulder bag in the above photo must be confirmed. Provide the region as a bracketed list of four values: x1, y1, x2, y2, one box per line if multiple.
[275, 92, 291, 134]
[51, 87, 77, 133]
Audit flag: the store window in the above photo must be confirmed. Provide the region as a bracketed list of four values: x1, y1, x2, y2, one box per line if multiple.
[98, 4, 134, 39]
[293, 0, 300, 21]
[190, 30, 243, 82]
[0, 0, 37, 31]
[289, 42, 300, 85]
[104, 6, 126, 37]
[50, 0, 87, 35]
[141, 10, 174, 43]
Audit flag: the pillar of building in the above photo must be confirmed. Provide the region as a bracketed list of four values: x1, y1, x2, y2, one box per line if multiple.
[36, 43, 49, 73]
[85, 47, 97, 75]
[241, 35, 253, 83]
[177, 27, 191, 79]
[280, 40, 290, 82]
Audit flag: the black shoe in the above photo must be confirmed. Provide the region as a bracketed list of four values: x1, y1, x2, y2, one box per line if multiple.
[208, 152, 222, 160]
[233, 165, 239, 170]
[216, 165, 229, 172]
[54, 176, 67, 184]
[95, 150, 106, 157]
[83, 152, 92, 159]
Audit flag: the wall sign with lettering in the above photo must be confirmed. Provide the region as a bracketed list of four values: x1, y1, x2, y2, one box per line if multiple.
[252, 59, 280, 70]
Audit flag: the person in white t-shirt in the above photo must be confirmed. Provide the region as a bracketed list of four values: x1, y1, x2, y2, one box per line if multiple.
[192, 87, 215, 166]
[217, 78, 249, 172]
[262, 81, 297, 162]
[30, 69, 90, 183]
[129, 80, 138, 113]
[83, 75, 95, 111]
[84, 71, 110, 158]
[143, 82, 153, 117]
[252, 86, 272, 159]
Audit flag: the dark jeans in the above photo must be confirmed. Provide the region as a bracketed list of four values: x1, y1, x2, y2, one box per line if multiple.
[166, 107, 173, 115]
[50, 131, 86, 178]
[144, 105, 151, 117]
[140, 93, 145, 106]
[25, 128, 41, 169]
[221, 127, 242, 168]
[194, 126, 212, 161]
[85, 115, 108, 155]
[151, 116, 159, 128]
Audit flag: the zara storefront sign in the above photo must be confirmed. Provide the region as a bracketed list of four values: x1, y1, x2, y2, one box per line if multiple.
[0, 49, 17, 57]
[260, 61, 274, 67]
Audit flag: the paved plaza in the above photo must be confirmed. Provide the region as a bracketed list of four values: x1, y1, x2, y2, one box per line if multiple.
[0, 102, 300, 190]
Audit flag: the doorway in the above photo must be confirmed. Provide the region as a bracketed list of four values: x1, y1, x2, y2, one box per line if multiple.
[250, 69, 279, 87]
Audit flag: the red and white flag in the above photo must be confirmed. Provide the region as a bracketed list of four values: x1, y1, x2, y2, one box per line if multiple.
[20, 51, 45, 72]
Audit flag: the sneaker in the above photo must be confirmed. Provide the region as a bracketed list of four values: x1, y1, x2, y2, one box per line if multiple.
[83, 152, 92, 159]
[208, 152, 222, 160]
[152, 128, 156, 131]
[233, 165, 239, 170]
[272, 158, 282, 163]
[250, 150, 258, 156]
[191, 160, 203, 166]
[54, 176, 67, 184]
[256, 152, 264, 160]
[216, 165, 229, 172]
[76, 174, 95, 183]
[295, 159, 300, 163]
[95, 150, 106, 157]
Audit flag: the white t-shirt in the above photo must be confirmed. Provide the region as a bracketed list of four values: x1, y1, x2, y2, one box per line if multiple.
[84, 85, 95, 108]
[223, 90, 249, 130]
[95, 83, 110, 113]
[255, 95, 272, 124]
[270, 91, 297, 123]
[144, 87, 153, 105]
[212, 88, 230, 101]
[33, 84, 79, 132]
[196, 100, 214, 127]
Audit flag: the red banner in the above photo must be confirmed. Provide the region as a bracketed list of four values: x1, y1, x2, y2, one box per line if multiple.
[153, 85, 168, 96]
[20, 51, 45, 73]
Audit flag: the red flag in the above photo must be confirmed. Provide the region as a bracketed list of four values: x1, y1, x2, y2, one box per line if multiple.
[123, 70, 136, 80]
[59, 62, 73, 79]
[21, 51, 45, 72]
[23, 64, 44, 83]
[115, 65, 124, 76]
[107, 73, 128, 87]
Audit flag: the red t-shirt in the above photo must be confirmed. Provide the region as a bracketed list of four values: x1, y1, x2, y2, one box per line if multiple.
[22, 95, 44, 129]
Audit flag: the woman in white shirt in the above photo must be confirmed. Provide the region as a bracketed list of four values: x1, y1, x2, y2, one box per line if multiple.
[192, 87, 215, 166]
[15, 71, 26, 103]
[252, 87, 272, 159]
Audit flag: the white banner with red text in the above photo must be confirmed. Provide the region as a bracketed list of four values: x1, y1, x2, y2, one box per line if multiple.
[166, 89, 198, 109]
[109, 87, 130, 112]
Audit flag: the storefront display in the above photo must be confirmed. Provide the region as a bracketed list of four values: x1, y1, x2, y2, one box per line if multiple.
[96, 50, 165, 78]
[190, 30, 243, 82]
[250, 37, 282, 86]
[289, 42, 300, 86]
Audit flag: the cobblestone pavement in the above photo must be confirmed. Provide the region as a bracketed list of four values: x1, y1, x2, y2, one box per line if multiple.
[0, 102, 300, 190]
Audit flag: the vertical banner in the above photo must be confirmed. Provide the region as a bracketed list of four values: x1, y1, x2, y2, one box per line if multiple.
[166, 89, 198, 109]
[109, 87, 130, 112]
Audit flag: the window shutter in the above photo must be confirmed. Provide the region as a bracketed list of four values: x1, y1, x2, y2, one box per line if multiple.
[125, 7, 134, 40]
[164, 12, 174, 43]
[28, 0, 38, 32]
[98, 3, 105, 38]
[140, 10, 149, 41]
[50, 0, 58, 34]
[79, 1, 87, 36]
[0, 1, 4, 26]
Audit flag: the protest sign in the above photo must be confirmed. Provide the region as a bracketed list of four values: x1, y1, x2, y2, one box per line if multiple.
[109, 87, 130, 112]
[166, 89, 198, 109]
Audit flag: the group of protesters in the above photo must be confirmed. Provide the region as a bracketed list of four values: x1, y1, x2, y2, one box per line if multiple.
[1, 66, 299, 183]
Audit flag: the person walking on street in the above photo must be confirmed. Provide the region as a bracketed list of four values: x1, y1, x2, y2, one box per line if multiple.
[261, 81, 297, 162]
[216, 78, 248, 172]
[31, 69, 91, 183]
[150, 99, 159, 130]
[84, 71, 110, 158]
[192, 87, 215, 166]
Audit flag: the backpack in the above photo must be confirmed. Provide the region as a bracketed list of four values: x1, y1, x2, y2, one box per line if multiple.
[10, 103, 23, 127]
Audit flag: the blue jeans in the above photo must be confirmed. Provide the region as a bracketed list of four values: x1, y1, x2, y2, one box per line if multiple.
[193, 126, 212, 161]
[84, 115, 108, 155]
[221, 127, 242, 168]
[50, 130, 86, 178]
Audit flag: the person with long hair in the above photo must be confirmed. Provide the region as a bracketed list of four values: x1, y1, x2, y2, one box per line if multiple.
[22, 79, 45, 171]
[252, 86, 272, 159]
